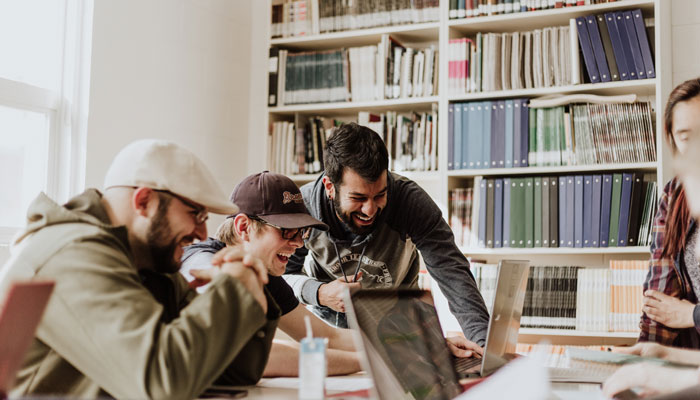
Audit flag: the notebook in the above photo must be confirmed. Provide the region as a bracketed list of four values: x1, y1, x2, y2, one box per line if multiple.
[344, 259, 530, 400]
[0, 281, 54, 397]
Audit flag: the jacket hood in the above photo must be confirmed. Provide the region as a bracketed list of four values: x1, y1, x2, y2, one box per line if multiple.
[14, 189, 117, 245]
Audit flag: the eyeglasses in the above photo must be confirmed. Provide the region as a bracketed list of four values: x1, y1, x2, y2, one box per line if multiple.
[251, 216, 311, 241]
[155, 190, 209, 225]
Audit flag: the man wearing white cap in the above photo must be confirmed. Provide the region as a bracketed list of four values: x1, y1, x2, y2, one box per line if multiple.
[1, 139, 277, 399]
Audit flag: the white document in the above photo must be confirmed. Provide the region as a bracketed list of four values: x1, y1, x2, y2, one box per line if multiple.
[454, 355, 550, 400]
[257, 376, 373, 392]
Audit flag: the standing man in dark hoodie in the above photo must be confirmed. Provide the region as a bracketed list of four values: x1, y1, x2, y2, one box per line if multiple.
[283, 122, 490, 348]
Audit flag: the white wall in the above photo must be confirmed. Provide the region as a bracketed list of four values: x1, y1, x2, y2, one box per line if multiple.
[85, 0, 255, 231]
[671, 0, 700, 86]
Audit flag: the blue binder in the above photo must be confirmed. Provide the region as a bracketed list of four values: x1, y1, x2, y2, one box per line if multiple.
[461, 102, 470, 169]
[622, 11, 646, 80]
[469, 103, 481, 168]
[599, 174, 613, 247]
[591, 175, 603, 247]
[486, 179, 495, 248]
[490, 102, 500, 168]
[575, 16, 601, 83]
[503, 177, 512, 247]
[632, 9, 655, 79]
[482, 102, 492, 169]
[617, 173, 634, 246]
[505, 100, 514, 168]
[448, 103, 455, 170]
[614, 11, 639, 79]
[582, 175, 593, 247]
[574, 176, 584, 248]
[604, 12, 631, 80]
[494, 178, 503, 248]
[453, 102, 462, 169]
[558, 176, 567, 247]
[586, 15, 611, 82]
[566, 176, 575, 247]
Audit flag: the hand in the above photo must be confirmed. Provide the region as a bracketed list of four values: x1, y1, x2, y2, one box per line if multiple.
[318, 274, 362, 313]
[212, 245, 268, 285]
[446, 335, 483, 358]
[602, 363, 699, 398]
[643, 290, 696, 328]
[188, 268, 219, 289]
[612, 342, 669, 360]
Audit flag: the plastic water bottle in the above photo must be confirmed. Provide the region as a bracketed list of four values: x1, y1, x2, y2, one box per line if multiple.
[299, 315, 327, 400]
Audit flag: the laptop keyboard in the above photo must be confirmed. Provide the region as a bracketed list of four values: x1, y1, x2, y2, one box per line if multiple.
[454, 356, 481, 373]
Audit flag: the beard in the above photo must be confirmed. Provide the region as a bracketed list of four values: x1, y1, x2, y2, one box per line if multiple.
[146, 198, 181, 274]
[332, 193, 381, 236]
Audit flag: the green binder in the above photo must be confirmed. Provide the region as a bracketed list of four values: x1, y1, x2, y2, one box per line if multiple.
[608, 173, 623, 247]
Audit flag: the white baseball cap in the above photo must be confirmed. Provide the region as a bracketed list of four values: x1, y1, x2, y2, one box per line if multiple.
[104, 139, 238, 215]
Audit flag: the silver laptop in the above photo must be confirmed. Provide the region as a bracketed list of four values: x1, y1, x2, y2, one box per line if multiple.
[344, 259, 530, 400]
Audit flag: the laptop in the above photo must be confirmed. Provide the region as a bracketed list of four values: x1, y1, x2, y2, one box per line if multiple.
[344, 259, 530, 400]
[0, 281, 55, 397]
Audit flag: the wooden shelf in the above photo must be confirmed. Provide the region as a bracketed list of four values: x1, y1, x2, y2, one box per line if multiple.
[448, 79, 656, 102]
[289, 174, 320, 183]
[459, 246, 650, 255]
[448, 0, 655, 34]
[270, 22, 440, 51]
[448, 162, 659, 178]
[269, 96, 438, 115]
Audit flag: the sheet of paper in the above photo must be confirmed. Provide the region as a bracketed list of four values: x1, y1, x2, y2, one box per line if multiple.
[257, 376, 373, 392]
[454, 355, 550, 400]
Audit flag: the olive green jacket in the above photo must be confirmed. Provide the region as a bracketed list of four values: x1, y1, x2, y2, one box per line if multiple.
[1, 189, 279, 399]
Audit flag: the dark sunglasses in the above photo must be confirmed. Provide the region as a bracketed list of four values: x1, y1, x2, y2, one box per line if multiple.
[251, 216, 311, 241]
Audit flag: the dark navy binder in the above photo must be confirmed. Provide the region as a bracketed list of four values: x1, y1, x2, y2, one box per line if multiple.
[448, 103, 455, 170]
[520, 99, 529, 167]
[617, 173, 634, 246]
[558, 176, 567, 247]
[599, 174, 613, 247]
[461, 102, 470, 169]
[574, 175, 584, 248]
[591, 175, 603, 247]
[550, 177, 559, 247]
[503, 177, 512, 247]
[453, 102, 462, 169]
[513, 100, 522, 168]
[505, 100, 514, 168]
[596, 14, 620, 81]
[566, 176, 575, 247]
[586, 15, 611, 82]
[614, 11, 639, 79]
[478, 178, 487, 247]
[482, 102, 492, 169]
[604, 12, 631, 80]
[575, 16, 600, 83]
[632, 9, 655, 79]
[622, 10, 646, 80]
[494, 178, 504, 248]
[626, 173, 645, 246]
[583, 175, 593, 247]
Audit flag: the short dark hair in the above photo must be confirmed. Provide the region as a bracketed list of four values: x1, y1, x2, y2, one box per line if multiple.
[323, 122, 389, 185]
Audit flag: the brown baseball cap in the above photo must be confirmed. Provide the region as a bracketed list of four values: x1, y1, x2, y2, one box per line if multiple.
[230, 171, 328, 231]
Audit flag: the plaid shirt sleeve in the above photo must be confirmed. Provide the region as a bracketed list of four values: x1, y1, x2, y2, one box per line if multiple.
[639, 179, 685, 345]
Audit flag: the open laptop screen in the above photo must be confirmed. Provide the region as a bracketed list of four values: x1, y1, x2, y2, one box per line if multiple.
[347, 289, 463, 400]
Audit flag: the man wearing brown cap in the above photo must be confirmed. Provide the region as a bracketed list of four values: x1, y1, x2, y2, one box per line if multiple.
[182, 171, 362, 377]
[284, 123, 490, 350]
[0, 140, 277, 399]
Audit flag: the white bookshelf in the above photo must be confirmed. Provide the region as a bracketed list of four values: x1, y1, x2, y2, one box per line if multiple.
[265, 0, 672, 346]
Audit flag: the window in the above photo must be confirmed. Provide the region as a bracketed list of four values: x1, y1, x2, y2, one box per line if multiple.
[0, 0, 93, 242]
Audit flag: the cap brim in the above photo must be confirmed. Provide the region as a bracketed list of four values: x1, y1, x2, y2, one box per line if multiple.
[204, 200, 239, 215]
[259, 213, 328, 231]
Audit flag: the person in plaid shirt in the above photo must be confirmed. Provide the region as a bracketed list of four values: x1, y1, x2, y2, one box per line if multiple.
[640, 78, 700, 348]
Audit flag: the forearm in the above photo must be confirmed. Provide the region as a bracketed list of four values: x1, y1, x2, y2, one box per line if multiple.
[326, 328, 357, 352]
[263, 340, 362, 377]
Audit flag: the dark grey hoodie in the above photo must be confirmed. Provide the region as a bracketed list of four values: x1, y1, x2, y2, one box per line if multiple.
[283, 172, 489, 345]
